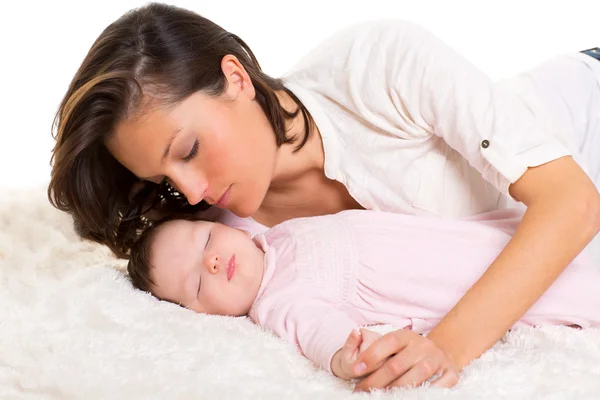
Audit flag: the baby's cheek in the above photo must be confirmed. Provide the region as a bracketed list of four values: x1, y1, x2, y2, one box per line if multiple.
[201, 289, 232, 316]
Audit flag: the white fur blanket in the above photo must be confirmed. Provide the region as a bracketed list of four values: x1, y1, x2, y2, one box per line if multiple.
[1, 186, 599, 399]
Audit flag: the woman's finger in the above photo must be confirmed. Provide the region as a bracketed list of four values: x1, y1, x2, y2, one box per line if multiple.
[352, 329, 410, 377]
[429, 369, 459, 388]
[385, 355, 442, 390]
[354, 343, 422, 392]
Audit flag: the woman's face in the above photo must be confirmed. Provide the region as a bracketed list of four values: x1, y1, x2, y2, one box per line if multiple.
[106, 56, 278, 218]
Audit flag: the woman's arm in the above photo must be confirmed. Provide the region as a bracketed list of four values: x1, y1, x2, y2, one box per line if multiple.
[427, 155, 600, 368]
[353, 156, 600, 391]
[349, 20, 599, 390]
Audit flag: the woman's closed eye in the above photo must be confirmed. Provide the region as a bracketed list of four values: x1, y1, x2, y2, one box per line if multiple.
[183, 139, 199, 162]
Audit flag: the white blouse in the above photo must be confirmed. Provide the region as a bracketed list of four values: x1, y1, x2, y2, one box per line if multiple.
[218, 20, 600, 263]
[281, 19, 600, 218]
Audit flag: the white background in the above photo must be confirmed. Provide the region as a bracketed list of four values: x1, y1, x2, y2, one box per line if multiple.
[0, 0, 598, 190]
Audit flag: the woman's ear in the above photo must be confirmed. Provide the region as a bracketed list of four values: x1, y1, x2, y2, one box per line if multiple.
[220, 54, 256, 101]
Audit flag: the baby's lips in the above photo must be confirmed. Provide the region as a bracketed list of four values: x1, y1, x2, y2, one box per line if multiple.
[226, 254, 236, 280]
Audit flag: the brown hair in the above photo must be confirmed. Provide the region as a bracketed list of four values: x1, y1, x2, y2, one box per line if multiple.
[127, 219, 160, 293]
[48, 2, 314, 258]
[127, 213, 204, 293]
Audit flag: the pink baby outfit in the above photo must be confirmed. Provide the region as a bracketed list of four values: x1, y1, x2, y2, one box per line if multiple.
[248, 210, 600, 372]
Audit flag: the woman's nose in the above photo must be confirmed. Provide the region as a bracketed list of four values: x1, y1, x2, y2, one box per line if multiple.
[169, 173, 208, 206]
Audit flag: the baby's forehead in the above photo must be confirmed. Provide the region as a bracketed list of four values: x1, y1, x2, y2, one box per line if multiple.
[151, 219, 213, 255]
[155, 218, 205, 238]
[159, 218, 196, 231]
[150, 221, 185, 253]
[150, 222, 196, 275]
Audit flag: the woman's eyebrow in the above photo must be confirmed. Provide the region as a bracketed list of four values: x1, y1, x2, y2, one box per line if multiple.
[138, 127, 184, 181]
[162, 127, 184, 160]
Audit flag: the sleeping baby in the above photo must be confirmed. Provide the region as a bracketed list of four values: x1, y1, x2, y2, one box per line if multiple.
[127, 209, 600, 381]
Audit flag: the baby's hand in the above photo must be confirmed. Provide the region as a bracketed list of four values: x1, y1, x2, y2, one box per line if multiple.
[331, 328, 382, 380]
[358, 328, 382, 354]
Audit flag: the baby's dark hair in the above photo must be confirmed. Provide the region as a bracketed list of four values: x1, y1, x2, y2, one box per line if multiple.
[128, 213, 206, 293]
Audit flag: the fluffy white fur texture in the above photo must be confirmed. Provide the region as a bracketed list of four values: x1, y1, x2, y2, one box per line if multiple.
[1, 186, 599, 400]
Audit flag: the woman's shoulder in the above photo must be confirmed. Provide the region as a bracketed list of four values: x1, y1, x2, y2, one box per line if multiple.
[323, 18, 431, 46]
[283, 19, 435, 78]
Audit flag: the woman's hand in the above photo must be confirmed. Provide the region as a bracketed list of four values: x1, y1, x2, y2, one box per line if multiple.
[331, 328, 382, 380]
[352, 328, 459, 392]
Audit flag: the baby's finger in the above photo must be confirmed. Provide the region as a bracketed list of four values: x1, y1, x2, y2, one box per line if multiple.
[342, 329, 362, 360]
[358, 328, 381, 351]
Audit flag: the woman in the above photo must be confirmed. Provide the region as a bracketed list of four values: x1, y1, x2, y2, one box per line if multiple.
[48, 2, 600, 391]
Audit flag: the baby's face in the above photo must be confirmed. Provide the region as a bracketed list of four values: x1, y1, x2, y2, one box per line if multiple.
[149, 220, 265, 316]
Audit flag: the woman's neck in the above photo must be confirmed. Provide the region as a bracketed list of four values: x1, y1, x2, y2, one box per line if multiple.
[270, 89, 325, 184]
[268, 88, 328, 193]
[252, 89, 363, 227]
[258, 130, 326, 220]
[252, 90, 327, 226]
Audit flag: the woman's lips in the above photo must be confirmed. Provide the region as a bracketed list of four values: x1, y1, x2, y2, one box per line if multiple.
[226, 254, 236, 281]
[216, 186, 231, 208]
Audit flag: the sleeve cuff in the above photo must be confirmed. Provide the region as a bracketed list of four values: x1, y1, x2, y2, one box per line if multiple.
[480, 138, 571, 195]
[316, 319, 358, 373]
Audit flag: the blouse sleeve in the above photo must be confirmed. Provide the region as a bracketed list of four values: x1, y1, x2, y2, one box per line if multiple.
[376, 20, 572, 195]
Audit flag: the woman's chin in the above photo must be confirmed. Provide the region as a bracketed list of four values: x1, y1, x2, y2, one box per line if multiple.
[228, 201, 259, 219]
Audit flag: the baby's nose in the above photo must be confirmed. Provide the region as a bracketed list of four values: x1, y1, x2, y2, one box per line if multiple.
[203, 253, 219, 274]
